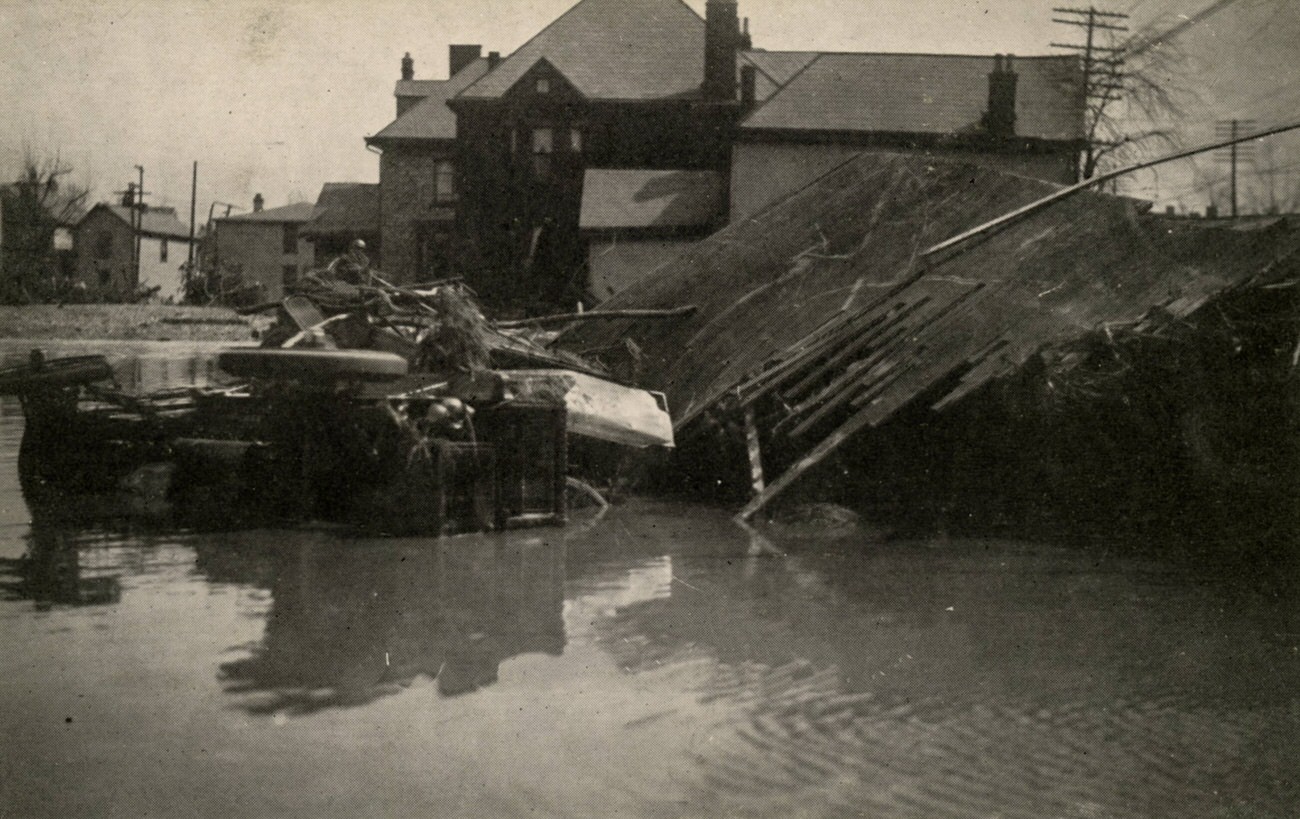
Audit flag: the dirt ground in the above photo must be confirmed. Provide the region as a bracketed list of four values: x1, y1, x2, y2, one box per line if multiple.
[0, 304, 263, 342]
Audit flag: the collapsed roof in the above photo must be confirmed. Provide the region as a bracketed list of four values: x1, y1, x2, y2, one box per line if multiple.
[560, 149, 1300, 448]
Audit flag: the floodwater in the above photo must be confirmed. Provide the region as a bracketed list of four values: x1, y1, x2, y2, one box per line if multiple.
[0, 343, 1297, 818]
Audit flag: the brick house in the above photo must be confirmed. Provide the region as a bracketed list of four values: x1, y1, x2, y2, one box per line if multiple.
[74, 204, 196, 301]
[369, 0, 1085, 308]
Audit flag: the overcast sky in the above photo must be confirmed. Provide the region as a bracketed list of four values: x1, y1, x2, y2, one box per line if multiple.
[2, 0, 1297, 220]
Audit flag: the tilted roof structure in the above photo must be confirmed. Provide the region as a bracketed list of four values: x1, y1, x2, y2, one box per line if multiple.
[561, 151, 1299, 432]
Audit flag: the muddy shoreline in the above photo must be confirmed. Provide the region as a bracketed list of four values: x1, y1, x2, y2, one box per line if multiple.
[0, 304, 261, 343]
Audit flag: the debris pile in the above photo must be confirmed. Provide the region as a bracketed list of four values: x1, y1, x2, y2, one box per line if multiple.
[560, 152, 1300, 530]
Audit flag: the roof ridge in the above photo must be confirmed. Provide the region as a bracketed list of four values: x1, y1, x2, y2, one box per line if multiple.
[455, 0, 597, 99]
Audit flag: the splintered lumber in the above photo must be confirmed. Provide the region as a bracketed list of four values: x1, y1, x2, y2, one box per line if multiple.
[496, 306, 697, 329]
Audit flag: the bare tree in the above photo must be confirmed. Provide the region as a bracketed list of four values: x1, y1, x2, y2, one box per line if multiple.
[1078, 19, 1203, 180]
[0, 147, 91, 302]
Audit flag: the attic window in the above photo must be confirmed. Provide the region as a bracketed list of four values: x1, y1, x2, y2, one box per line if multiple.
[536, 78, 550, 94]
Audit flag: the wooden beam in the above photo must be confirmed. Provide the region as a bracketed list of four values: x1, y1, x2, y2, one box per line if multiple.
[496, 305, 697, 329]
[744, 406, 765, 495]
[736, 402, 879, 522]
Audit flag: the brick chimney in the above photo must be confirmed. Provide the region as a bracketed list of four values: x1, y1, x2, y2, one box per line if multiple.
[704, 0, 740, 101]
[488, 50, 501, 69]
[253, 193, 264, 213]
[986, 54, 1018, 139]
[740, 64, 757, 108]
[401, 52, 414, 81]
[449, 45, 481, 77]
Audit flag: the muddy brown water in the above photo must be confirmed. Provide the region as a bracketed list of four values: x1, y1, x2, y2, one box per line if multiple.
[0, 343, 1297, 818]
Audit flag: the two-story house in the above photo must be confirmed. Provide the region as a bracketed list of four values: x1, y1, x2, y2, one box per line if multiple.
[369, 0, 1085, 310]
[213, 195, 317, 301]
[75, 203, 196, 301]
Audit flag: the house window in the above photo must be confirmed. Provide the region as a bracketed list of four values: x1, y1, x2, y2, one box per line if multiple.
[569, 128, 583, 153]
[160, 239, 168, 263]
[95, 231, 113, 260]
[282, 223, 297, 255]
[536, 78, 550, 94]
[434, 160, 456, 203]
[283, 265, 299, 290]
[532, 128, 553, 178]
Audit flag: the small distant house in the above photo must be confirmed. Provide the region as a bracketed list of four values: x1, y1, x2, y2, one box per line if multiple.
[75, 204, 196, 301]
[214, 195, 317, 301]
[301, 182, 381, 267]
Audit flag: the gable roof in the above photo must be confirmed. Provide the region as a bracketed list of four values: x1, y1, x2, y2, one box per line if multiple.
[371, 58, 491, 143]
[457, 0, 706, 102]
[81, 204, 194, 241]
[303, 182, 380, 238]
[742, 53, 1085, 142]
[580, 169, 724, 231]
[218, 201, 318, 224]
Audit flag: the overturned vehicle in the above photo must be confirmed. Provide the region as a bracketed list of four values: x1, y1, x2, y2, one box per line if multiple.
[4, 276, 673, 534]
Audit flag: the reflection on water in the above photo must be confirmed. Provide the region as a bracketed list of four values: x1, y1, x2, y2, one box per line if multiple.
[199, 532, 565, 712]
[0, 339, 232, 394]
[0, 343, 1297, 818]
[0, 526, 122, 609]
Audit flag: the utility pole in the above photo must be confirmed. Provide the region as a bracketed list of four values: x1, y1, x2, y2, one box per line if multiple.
[1052, 6, 1130, 179]
[133, 165, 145, 286]
[1215, 119, 1256, 217]
[188, 161, 198, 292]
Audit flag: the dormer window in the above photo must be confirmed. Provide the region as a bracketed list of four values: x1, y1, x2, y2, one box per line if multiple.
[536, 78, 550, 94]
[569, 129, 583, 153]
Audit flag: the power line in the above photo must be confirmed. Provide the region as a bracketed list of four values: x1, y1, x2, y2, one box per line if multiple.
[1122, 0, 1245, 57]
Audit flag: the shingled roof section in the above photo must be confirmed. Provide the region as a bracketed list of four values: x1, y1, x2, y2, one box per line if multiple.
[219, 201, 319, 224]
[742, 53, 1085, 142]
[371, 58, 491, 143]
[458, 0, 706, 101]
[303, 183, 380, 238]
[580, 169, 724, 231]
[89, 205, 194, 241]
